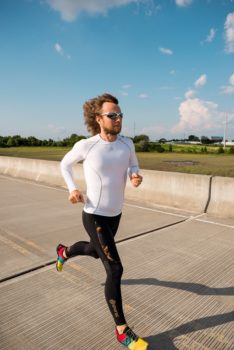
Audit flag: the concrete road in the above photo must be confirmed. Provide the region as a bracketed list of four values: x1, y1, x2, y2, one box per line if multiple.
[0, 175, 233, 350]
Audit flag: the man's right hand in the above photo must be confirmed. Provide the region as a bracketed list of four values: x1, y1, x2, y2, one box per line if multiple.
[68, 189, 85, 204]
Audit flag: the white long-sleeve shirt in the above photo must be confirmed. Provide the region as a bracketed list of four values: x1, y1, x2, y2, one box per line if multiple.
[60, 134, 139, 216]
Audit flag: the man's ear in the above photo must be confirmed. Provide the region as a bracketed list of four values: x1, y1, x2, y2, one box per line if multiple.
[96, 115, 101, 124]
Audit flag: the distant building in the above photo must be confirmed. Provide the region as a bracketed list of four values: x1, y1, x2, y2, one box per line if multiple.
[187, 141, 202, 145]
[222, 141, 234, 146]
[211, 136, 223, 143]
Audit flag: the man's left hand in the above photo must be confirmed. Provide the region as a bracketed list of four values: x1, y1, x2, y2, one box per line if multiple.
[130, 173, 143, 187]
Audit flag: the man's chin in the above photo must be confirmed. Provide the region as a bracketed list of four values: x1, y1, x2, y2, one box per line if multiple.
[111, 130, 121, 135]
[104, 127, 121, 135]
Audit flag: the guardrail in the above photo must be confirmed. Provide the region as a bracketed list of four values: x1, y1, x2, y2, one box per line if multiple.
[0, 156, 233, 218]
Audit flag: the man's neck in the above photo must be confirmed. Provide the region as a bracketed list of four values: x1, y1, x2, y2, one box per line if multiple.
[99, 131, 118, 142]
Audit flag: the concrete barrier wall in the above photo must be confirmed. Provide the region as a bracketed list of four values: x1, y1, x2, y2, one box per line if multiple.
[0, 156, 234, 218]
[0, 156, 86, 190]
[125, 169, 211, 213]
[206, 176, 234, 218]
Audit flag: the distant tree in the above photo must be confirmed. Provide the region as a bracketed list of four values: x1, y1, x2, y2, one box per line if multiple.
[158, 138, 167, 144]
[0, 134, 88, 148]
[41, 139, 48, 146]
[20, 137, 29, 146]
[135, 140, 150, 152]
[188, 135, 200, 142]
[201, 136, 211, 144]
[62, 134, 86, 147]
[47, 138, 54, 146]
[133, 134, 149, 143]
[7, 137, 17, 147]
[27, 136, 41, 146]
[0, 136, 5, 147]
[11, 135, 22, 146]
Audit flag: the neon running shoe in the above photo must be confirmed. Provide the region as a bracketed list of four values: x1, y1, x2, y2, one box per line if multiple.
[56, 244, 67, 272]
[116, 327, 149, 350]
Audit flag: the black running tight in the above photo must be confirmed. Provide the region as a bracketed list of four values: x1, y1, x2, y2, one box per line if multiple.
[66, 211, 126, 326]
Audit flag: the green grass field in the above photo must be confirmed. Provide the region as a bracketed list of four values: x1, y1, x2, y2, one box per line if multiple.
[0, 147, 234, 177]
[137, 152, 234, 177]
[0, 147, 69, 161]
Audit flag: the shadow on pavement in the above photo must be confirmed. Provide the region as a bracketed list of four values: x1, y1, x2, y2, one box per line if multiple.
[121, 278, 234, 296]
[121, 278, 234, 349]
[144, 311, 234, 350]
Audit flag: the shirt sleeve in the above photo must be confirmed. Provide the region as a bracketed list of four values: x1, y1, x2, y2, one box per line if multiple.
[128, 139, 140, 177]
[60, 139, 86, 193]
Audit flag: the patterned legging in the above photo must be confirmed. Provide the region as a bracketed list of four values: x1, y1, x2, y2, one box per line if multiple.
[66, 211, 126, 326]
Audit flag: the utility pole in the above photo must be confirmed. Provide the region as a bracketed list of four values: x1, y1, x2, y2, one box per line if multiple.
[224, 113, 227, 149]
[133, 121, 136, 138]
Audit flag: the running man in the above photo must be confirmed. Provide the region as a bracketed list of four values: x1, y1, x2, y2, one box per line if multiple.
[57, 93, 148, 350]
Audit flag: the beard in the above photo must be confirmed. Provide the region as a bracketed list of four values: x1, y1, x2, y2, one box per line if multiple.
[103, 125, 122, 135]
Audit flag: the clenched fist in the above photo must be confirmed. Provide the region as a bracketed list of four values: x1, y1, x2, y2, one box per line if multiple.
[68, 189, 85, 204]
[130, 173, 143, 187]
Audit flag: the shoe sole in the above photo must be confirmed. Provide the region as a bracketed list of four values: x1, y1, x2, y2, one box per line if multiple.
[129, 338, 149, 350]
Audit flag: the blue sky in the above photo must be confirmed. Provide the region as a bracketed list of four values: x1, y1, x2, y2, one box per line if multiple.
[0, 0, 234, 141]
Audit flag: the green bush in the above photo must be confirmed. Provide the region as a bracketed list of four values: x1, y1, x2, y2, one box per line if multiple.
[135, 141, 165, 152]
[135, 140, 149, 152]
[229, 146, 234, 154]
[217, 146, 224, 154]
[149, 143, 165, 153]
[201, 147, 207, 153]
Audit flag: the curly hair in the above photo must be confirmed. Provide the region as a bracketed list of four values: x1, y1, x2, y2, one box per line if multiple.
[83, 93, 119, 135]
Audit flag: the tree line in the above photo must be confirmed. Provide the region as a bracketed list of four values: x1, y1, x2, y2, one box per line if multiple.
[0, 134, 86, 148]
[0, 133, 164, 152]
[1, 134, 233, 154]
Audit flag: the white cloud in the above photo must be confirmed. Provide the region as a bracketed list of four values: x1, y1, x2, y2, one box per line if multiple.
[175, 0, 193, 7]
[54, 42, 64, 55]
[120, 84, 131, 96]
[220, 73, 234, 94]
[194, 74, 207, 88]
[185, 89, 196, 99]
[220, 86, 234, 94]
[47, 0, 141, 22]
[229, 73, 234, 85]
[141, 2, 161, 16]
[122, 84, 132, 89]
[159, 47, 173, 55]
[54, 42, 71, 59]
[170, 69, 176, 75]
[204, 28, 216, 43]
[138, 93, 149, 99]
[172, 98, 219, 133]
[224, 12, 234, 53]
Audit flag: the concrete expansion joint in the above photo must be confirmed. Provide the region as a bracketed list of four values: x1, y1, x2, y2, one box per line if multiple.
[116, 218, 187, 245]
[204, 175, 214, 214]
[0, 219, 189, 285]
[0, 260, 56, 285]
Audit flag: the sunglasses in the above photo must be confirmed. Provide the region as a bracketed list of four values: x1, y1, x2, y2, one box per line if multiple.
[101, 112, 123, 120]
